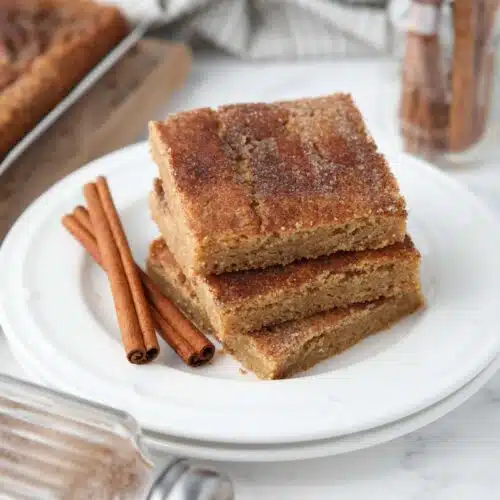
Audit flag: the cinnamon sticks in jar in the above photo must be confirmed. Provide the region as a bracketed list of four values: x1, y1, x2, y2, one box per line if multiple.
[449, 0, 480, 151]
[400, 0, 499, 157]
[400, 0, 448, 156]
[62, 176, 215, 367]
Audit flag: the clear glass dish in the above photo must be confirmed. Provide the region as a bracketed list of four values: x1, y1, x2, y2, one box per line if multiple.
[0, 374, 233, 500]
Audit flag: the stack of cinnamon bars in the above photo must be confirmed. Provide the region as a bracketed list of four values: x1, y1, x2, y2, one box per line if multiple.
[147, 94, 423, 379]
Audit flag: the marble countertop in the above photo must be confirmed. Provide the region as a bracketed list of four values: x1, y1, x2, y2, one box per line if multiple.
[1, 54, 500, 499]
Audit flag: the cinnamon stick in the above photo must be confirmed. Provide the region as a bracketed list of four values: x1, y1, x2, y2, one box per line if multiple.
[83, 182, 149, 363]
[473, 0, 499, 142]
[73, 205, 214, 361]
[140, 271, 215, 361]
[73, 205, 93, 233]
[399, 2, 449, 157]
[62, 214, 102, 266]
[151, 309, 204, 367]
[449, 0, 479, 152]
[94, 177, 159, 361]
[400, 33, 422, 154]
[62, 210, 214, 366]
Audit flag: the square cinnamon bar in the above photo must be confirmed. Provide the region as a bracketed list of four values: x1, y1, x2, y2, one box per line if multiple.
[0, 0, 129, 158]
[149, 94, 407, 276]
[147, 240, 423, 379]
[150, 188, 421, 337]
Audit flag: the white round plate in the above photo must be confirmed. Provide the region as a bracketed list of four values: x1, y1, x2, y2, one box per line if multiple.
[6, 326, 500, 462]
[1, 143, 500, 445]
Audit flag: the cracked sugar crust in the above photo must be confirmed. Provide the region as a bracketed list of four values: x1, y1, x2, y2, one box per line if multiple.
[149, 93, 406, 241]
[150, 107, 261, 239]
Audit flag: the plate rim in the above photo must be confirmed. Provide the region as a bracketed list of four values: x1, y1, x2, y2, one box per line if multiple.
[5, 325, 500, 462]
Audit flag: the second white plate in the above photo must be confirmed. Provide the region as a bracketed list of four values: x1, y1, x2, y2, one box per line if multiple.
[5, 324, 500, 462]
[1, 143, 500, 445]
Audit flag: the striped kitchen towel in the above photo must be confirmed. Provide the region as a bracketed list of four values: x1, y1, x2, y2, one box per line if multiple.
[106, 0, 393, 58]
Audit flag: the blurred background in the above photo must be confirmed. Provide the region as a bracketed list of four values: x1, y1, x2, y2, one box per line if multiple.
[1, 0, 499, 223]
[107, 0, 500, 205]
[107, 0, 397, 58]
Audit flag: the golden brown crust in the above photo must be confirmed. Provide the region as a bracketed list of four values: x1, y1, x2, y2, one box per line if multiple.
[228, 292, 423, 379]
[0, 0, 129, 158]
[150, 235, 420, 305]
[243, 294, 421, 361]
[150, 94, 406, 242]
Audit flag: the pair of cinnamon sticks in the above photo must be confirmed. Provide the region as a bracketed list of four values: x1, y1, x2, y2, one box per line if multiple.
[62, 176, 214, 366]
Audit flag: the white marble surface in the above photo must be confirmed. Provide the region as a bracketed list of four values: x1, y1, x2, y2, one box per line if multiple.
[2, 54, 500, 499]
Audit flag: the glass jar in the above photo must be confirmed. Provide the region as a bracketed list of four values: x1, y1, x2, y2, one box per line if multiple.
[0, 374, 233, 500]
[397, 0, 499, 166]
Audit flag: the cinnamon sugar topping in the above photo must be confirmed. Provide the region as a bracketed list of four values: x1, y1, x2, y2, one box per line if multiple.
[152, 94, 406, 237]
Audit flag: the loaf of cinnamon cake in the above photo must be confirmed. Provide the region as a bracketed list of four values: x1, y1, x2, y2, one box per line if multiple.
[0, 0, 129, 158]
[149, 94, 407, 276]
